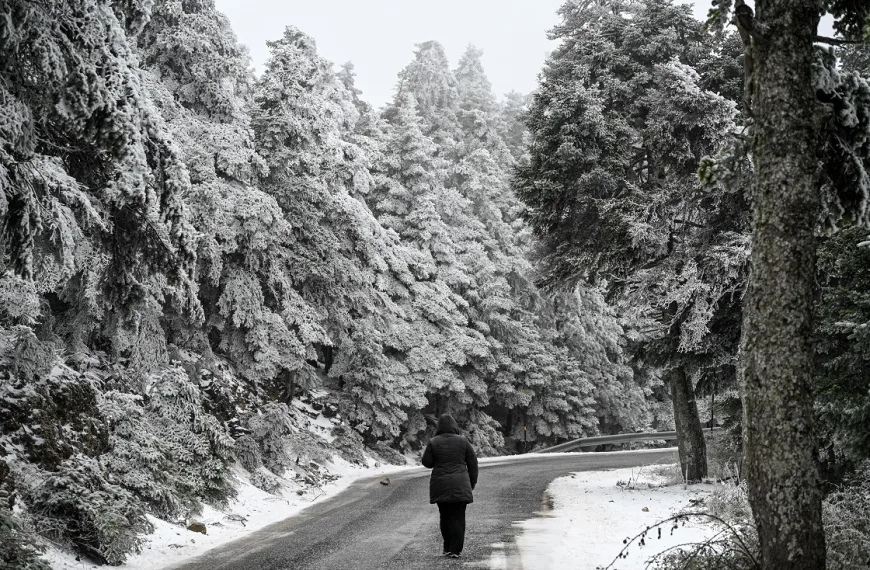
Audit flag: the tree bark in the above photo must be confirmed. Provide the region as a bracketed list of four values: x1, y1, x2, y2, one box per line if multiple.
[740, 1, 827, 568]
[670, 367, 707, 483]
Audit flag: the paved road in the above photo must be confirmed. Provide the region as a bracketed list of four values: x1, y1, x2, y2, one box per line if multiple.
[172, 449, 678, 570]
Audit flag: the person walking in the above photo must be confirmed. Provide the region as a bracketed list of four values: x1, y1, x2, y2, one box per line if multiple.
[421, 414, 479, 559]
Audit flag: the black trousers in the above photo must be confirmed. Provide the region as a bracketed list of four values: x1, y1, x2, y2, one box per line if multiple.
[437, 502, 467, 554]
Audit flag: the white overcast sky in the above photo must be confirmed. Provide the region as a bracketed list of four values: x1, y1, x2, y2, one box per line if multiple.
[213, 1, 829, 108]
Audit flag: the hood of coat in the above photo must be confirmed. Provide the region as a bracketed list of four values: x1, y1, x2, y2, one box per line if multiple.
[435, 414, 461, 435]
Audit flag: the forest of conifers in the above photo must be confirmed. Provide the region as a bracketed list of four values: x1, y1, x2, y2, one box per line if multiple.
[1, 0, 869, 567]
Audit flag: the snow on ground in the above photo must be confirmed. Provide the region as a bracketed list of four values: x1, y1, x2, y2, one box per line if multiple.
[507, 464, 716, 570]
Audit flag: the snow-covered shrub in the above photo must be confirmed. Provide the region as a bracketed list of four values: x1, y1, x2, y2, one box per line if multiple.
[248, 470, 283, 495]
[654, 464, 870, 570]
[24, 455, 151, 565]
[241, 405, 336, 479]
[708, 481, 754, 528]
[331, 425, 368, 466]
[147, 368, 236, 505]
[0, 338, 109, 470]
[0, 505, 49, 570]
[101, 391, 188, 519]
[648, 474, 759, 570]
[103, 368, 237, 519]
[6, 327, 55, 383]
[651, 532, 758, 570]
[234, 435, 263, 473]
[110, 302, 168, 378]
[825, 463, 870, 570]
[246, 404, 294, 475]
[0, 465, 49, 570]
[459, 410, 504, 457]
[286, 432, 332, 467]
[371, 442, 407, 466]
[705, 428, 743, 481]
[0, 276, 40, 326]
[236, 422, 286, 494]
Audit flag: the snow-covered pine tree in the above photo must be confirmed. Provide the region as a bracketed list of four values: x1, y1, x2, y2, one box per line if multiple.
[815, 227, 870, 473]
[553, 286, 657, 433]
[371, 92, 498, 443]
[497, 91, 532, 166]
[138, 0, 317, 392]
[811, 43, 870, 475]
[393, 41, 463, 156]
[251, 28, 439, 439]
[382, 53, 607, 447]
[0, 0, 201, 356]
[138, 2, 343, 510]
[458, 51, 582, 442]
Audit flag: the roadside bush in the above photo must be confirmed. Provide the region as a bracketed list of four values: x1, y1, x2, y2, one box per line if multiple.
[102, 367, 237, 520]
[371, 441, 407, 466]
[708, 480, 754, 526]
[0, 483, 49, 570]
[824, 462, 870, 570]
[246, 403, 295, 475]
[647, 498, 759, 570]
[0, 276, 41, 326]
[144, 368, 237, 507]
[0, 332, 109, 472]
[331, 425, 367, 466]
[24, 455, 152, 565]
[286, 432, 332, 466]
[651, 537, 758, 570]
[650, 462, 685, 486]
[461, 409, 504, 457]
[249, 470, 283, 494]
[234, 434, 263, 473]
[0, 509, 49, 570]
[705, 428, 742, 481]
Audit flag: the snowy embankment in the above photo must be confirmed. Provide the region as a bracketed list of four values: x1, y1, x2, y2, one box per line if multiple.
[42, 394, 420, 570]
[44, 460, 416, 570]
[506, 464, 716, 570]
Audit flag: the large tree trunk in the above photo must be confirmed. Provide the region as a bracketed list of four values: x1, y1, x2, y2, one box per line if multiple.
[740, 1, 827, 568]
[670, 367, 707, 483]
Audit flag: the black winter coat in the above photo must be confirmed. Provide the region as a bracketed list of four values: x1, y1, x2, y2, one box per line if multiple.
[422, 415, 479, 504]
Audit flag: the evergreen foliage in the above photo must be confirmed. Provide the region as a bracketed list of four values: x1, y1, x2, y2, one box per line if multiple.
[513, 0, 748, 473]
[23, 455, 152, 565]
[0, 503, 50, 570]
[0, 0, 199, 339]
[103, 368, 237, 519]
[815, 229, 870, 470]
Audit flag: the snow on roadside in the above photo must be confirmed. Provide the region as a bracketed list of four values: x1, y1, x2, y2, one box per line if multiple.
[43, 457, 418, 570]
[510, 465, 716, 570]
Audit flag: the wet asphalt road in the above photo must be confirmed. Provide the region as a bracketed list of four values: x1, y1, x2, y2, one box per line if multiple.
[171, 449, 678, 570]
